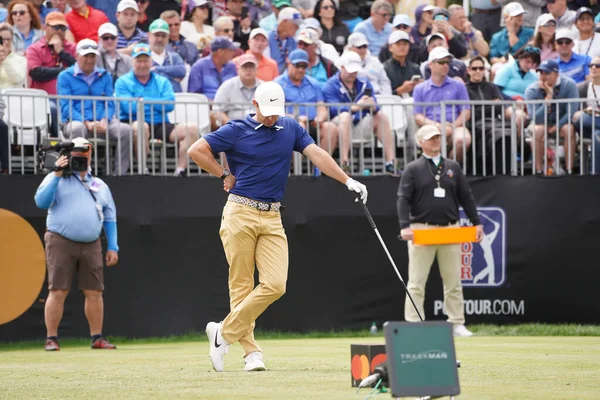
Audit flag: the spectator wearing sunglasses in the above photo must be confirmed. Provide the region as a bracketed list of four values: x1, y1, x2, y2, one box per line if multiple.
[530, 13, 559, 62]
[147, 19, 186, 92]
[96, 22, 133, 82]
[259, 0, 291, 33]
[160, 10, 199, 66]
[420, 33, 467, 81]
[448, 4, 489, 61]
[201, 15, 244, 57]
[493, 45, 540, 99]
[0, 24, 27, 89]
[490, 3, 534, 67]
[555, 28, 590, 83]
[573, 55, 600, 175]
[65, 0, 109, 43]
[344, 32, 391, 95]
[180, 0, 215, 49]
[7, 0, 44, 55]
[573, 7, 600, 59]
[312, 0, 349, 55]
[378, 14, 420, 65]
[353, 0, 393, 57]
[115, 0, 147, 55]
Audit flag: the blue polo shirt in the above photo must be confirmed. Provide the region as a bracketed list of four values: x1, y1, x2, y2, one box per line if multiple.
[353, 17, 393, 57]
[413, 77, 470, 123]
[493, 59, 538, 98]
[274, 72, 324, 121]
[204, 114, 314, 202]
[268, 27, 297, 73]
[556, 53, 591, 84]
[489, 27, 534, 58]
[188, 56, 237, 99]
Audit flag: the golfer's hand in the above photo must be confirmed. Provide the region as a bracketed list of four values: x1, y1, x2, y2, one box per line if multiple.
[106, 250, 118, 267]
[223, 174, 236, 192]
[346, 178, 368, 204]
[475, 224, 484, 242]
[400, 228, 414, 241]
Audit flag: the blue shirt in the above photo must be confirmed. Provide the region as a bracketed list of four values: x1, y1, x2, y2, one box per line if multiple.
[74, 64, 100, 87]
[524, 76, 579, 124]
[204, 114, 314, 202]
[413, 77, 470, 123]
[306, 60, 328, 84]
[556, 53, 591, 84]
[268, 27, 297, 73]
[34, 171, 118, 250]
[188, 56, 237, 100]
[353, 17, 393, 57]
[493, 59, 538, 98]
[274, 72, 324, 120]
[489, 27, 534, 59]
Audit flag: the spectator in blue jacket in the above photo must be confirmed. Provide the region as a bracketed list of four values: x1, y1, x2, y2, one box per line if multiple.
[57, 39, 131, 175]
[323, 51, 396, 174]
[524, 60, 579, 174]
[115, 43, 199, 176]
[148, 19, 186, 92]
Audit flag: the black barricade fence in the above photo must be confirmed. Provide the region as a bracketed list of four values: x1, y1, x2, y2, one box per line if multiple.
[1, 175, 599, 341]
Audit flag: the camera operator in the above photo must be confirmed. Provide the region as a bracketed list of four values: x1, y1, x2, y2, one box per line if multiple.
[34, 137, 119, 351]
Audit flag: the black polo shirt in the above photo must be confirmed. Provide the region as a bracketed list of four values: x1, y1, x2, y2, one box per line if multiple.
[383, 57, 421, 95]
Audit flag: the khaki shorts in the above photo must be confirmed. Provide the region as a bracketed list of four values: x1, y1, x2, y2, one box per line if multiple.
[44, 231, 104, 291]
[332, 114, 374, 141]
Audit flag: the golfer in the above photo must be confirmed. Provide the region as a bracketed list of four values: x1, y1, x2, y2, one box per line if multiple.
[188, 81, 368, 372]
[397, 125, 483, 337]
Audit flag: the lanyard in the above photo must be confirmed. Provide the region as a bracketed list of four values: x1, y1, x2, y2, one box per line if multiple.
[579, 35, 595, 56]
[77, 175, 104, 223]
[276, 35, 289, 67]
[426, 158, 445, 188]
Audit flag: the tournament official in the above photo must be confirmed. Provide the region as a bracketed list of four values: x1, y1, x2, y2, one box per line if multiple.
[188, 81, 368, 373]
[397, 125, 483, 337]
[34, 138, 119, 351]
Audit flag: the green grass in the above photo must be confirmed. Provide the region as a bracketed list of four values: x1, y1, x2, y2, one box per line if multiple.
[1, 333, 600, 399]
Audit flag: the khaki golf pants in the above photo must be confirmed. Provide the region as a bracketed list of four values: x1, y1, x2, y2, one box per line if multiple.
[405, 223, 465, 325]
[219, 201, 288, 357]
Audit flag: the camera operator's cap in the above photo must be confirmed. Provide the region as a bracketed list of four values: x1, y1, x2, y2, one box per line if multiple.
[72, 137, 93, 150]
[576, 7, 594, 20]
[537, 59, 559, 73]
[149, 19, 170, 34]
[236, 53, 258, 67]
[426, 32, 446, 46]
[392, 14, 413, 28]
[117, 0, 139, 13]
[388, 30, 410, 45]
[297, 28, 319, 44]
[76, 39, 99, 56]
[555, 28, 573, 41]
[211, 36, 240, 51]
[289, 48, 309, 64]
[131, 42, 151, 57]
[187, 0, 209, 13]
[254, 81, 285, 117]
[98, 22, 118, 38]
[428, 46, 454, 62]
[416, 125, 441, 142]
[273, 0, 292, 8]
[348, 32, 369, 48]
[278, 7, 303, 25]
[249, 27, 268, 40]
[503, 2, 527, 17]
[336, 51, 362, 73]
[45, 11, 67, 27]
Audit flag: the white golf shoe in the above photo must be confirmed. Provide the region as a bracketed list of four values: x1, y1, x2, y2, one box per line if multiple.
[206, 321, 230, 372]
[244, 351, 266, 372]
[453, 324, 474, 337]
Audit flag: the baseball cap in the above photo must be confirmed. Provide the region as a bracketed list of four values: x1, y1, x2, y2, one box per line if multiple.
[278, 7, 303, 25]
[272, 0, 292, 8]
[576, 7, 594, 20]
[211, 36, 240, 51]
[336, 51, 362, 73]
[98, 22, 118, 38]
[416, 125, 441, 142]
[432, 7, 450, 18]
[249, 27, 268, 40]
[503, 2, 527, 17]
[426, 32, 446, 46]
[289, 48, 309, 64]
[303, 17, 322, 32]
[388, 30, 410, 45]
[254, 81, 285, 117]
[187, 0, 209, 13]
[536, 13, 556, 29]
[76, 39, 99, 56]
[423, 5, 435, 12]
[392, 14, 413, 28]
[537, 59, 559, 73]
[428, 46, 453, 63]
[555, 28, 573, 41]
[72, 137, 93, 150]
[131, 42, 151, 58]
[348, 32, 369, 48]
[236, 53, 258, 67]
[45, 11, 67, 26]
[149, 19, 170, 34]
[297, 28, 319, 44]
[117, 0, 138, 13]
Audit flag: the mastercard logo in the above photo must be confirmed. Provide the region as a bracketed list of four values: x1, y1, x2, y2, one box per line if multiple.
[351, 353, 387, 380]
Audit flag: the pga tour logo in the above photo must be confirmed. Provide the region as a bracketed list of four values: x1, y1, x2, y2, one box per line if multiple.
[458, 207, 506, 287]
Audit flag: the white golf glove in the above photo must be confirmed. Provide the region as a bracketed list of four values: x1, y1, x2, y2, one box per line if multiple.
[346, 178, 368, 204]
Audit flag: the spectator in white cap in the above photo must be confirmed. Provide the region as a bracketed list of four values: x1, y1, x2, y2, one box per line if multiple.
[57, 39, 132, 175]
[148, 19, 186, 92]
[159, 9, 200, 66]
[323, 51, 397, 174]
[546, 0, 577, 30]
[267, 7, 303, 73]
[555, 28, 591, 83]
[500, 0, 545, 30]
[490, 3, 534, 66]
[530, 13, 559, 62]
[420, 33, 467, 81]
[413, 46, 472, 164]
[448, 4, 489, 61]
[378, 14, 420, 64]
[301, 17, 340, 62]
[259, 0, 292, 33]
[180, 0, 215, 49]
[115, 0, 148, 55]
[573, 7, 600, 59]
[312, 0, 350, 55]
[384, 30, 422, 97]
[344, 32, 391, 95]
[233, 28, 279, 82]
[296, 28, 338, 84]
[353, 0, 393, 57]
[96, 22, 133, 83]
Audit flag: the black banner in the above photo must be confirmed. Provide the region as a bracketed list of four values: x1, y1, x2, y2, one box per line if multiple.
[1, 175, 599, 341]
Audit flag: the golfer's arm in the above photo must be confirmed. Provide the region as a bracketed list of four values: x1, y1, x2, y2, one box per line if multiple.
[187, 138, 225, 177]
[303, 144, 350, 184]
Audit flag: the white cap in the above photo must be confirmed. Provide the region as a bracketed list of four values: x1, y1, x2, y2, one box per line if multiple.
[254, 82, 285, 117]
[428, 46, 453, 63]
[297, 28, 319, 44]
[392, 14, 413, 28]
[347, 32, 369, 48]
[117, 0, 138, 13]
[503, 2, 526, 17]
[555, 28, 573, 41]
[416, 125, 441, 142]
[278, 7, 303, 25]
[72, 137, 93, 150]
[76, 39, 99, 56]
[249, 27, 268, 40]
[98, 22, 118, 38]
[423, 5, 435, 12]
[336, 51, 362, 73]
[388, 30, 410, 45]
[536, 13, 556, 29]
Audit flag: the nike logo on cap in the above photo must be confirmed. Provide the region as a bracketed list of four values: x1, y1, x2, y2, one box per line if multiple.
[270, 98, 278, 102]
